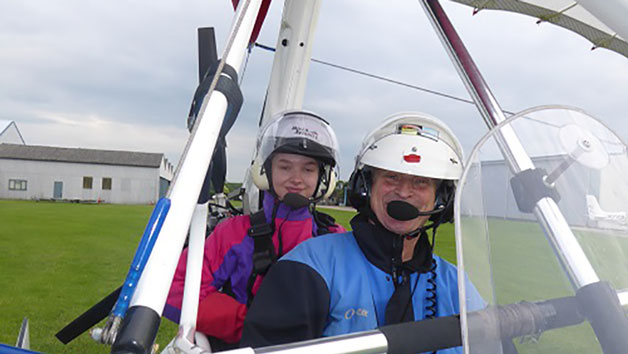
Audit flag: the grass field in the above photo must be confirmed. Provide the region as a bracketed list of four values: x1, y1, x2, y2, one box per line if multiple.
[0, 200, 459, 353]
[0, 200, 178, 353]
[1, 200, 453, 353]
[8, 200, 619, 353]
[459, 217, 628, 353]
[19, 201, 628, 353]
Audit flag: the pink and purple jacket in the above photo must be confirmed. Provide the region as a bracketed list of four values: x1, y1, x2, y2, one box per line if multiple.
[164, 193, 345, 344]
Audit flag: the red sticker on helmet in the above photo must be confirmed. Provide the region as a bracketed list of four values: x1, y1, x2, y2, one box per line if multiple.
[403, 154, 421, 163]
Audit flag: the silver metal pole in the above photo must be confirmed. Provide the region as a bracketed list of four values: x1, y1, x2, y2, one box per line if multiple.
[419, 0, 600, 289]
[222, 332, 388, 354]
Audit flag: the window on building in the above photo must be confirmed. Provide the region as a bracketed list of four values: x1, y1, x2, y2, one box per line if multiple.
[102, 177, 112, 190]
[83, 176, 93, 189]
[8, 179, 27, 191]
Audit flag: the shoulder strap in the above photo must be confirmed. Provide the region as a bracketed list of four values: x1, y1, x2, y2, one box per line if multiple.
[248, 209, 276, 275]
[246, 209, 276, 306]
[313, 210, 337, 235]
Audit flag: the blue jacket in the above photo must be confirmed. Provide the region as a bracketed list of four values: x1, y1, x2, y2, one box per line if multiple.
[242, 213, 485, 353]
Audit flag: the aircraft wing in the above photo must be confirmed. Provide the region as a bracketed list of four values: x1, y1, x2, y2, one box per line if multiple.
[450, 0, 628, 58]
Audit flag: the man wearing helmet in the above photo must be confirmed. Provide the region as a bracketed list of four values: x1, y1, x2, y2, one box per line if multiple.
[164, 110, 345, 350]
[241, 112, 484, 351]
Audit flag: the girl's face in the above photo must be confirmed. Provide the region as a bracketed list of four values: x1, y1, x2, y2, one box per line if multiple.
[271, 153, 320, 200]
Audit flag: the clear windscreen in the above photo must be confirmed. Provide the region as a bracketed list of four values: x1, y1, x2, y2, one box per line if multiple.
[455, 106, 628, 353]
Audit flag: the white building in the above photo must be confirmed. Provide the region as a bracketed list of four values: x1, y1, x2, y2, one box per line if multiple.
[0, 120, 26, 145]
[0, 143, 174, 204]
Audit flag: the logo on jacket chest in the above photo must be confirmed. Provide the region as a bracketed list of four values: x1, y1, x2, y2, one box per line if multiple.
[344, 308, 369, 320]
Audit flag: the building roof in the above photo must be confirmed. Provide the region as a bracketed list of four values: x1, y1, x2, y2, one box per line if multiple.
[0, 143, 163, 168]
[0, 120, 10, 133]
[0, 120, 26, 144]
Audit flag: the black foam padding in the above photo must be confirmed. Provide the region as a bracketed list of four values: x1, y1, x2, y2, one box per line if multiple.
[538, 296, 584, 331]
[387, 200, 419, 221]
[576, 281, 628, 354]
[282, 193, 310, 209]
[379, 315, 461, 353]
[111, 306, 161, 354]
[197, 27, 218, 83]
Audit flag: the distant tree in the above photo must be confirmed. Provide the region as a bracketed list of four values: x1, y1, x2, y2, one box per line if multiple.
[331, 180, 347, 206]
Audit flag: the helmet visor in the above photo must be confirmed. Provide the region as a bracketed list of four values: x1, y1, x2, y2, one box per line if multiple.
[256, 112, 340, 168]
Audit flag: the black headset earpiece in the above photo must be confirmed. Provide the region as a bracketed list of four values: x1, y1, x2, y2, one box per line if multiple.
[431, 180, 455, 223]
[348, 168, 372, 210]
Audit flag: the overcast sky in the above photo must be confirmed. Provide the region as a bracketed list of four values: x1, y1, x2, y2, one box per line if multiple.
[1, 0, 627, 181]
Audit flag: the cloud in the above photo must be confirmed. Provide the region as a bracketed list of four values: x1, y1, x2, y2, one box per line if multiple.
[18, 112, 188, 159]
[2, 0, 627, 184]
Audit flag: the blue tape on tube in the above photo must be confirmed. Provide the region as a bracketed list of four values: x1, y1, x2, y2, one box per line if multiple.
[111, 197, 171, 318]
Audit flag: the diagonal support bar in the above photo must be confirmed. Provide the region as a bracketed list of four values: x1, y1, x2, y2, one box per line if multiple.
[110, 1, 264, 353]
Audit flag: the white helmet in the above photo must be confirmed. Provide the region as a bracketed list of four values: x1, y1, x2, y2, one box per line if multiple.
[357, 112, 463, 180]
[250, 110, 340, 200]
[349, 112, 463, 221]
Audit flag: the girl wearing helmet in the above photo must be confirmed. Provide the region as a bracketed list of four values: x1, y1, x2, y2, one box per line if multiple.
[242, 112, 484, 352]
[164, 111, 345, 350]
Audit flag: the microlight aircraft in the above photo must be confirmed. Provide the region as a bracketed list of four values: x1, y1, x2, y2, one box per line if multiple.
[4, 0, 628, 353]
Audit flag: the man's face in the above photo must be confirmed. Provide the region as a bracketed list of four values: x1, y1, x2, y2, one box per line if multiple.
[271, 153, 320, 200]
[369, 168, 438, 235]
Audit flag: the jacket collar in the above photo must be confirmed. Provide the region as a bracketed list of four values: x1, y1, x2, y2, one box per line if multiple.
[350, 212, 433, 275]
[262, 192, 316, 232]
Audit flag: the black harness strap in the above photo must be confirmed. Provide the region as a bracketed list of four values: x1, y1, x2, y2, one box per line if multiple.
[246, 209, 276, 306]
[249, 209, 276, 275]
[313, 210, 335, 236]
[245, 208, 339, 306]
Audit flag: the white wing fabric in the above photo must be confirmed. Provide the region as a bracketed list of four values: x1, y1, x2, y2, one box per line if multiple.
[450, 0, 628, 58]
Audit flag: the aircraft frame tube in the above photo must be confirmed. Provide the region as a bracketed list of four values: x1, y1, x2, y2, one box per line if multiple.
[179, 203, 209, 333]
[244, 332, 387, 354]
[243, 0, 322, 213]
[111, 1, 263, 352]
[129, 0, 261, 316]
[260, 0, 322, 125]
[420, 1, 628, 352]
[111, 197, 171, 318]
[226, 296, 586, 354]
[420, 0, 600, 290]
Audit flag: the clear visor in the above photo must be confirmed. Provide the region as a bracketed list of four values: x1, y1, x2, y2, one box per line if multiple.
[456, 106, 628, 353]
[255, 111, 340, 168]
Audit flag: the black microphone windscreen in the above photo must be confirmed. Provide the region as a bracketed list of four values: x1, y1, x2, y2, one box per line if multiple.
[282, 193, 310, 209]
[387, 200, 420, 221]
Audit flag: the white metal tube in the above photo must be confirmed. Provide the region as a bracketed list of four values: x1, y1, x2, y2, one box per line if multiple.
[533, 198, 601, 287]
[244, 0, 322, 212]
[131, 95, 226, 312]
[130, 0, 263, 315]
[179, 203, 209, 329]
[222, 332, 388, 354]
[261, 0, 322, 124]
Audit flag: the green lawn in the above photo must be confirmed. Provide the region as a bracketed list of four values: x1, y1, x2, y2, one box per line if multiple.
[459, 217, 628, 353]
[0, 201, 458, 353]
[6, 200, 623, 353]
[0, 200, 178, 353]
